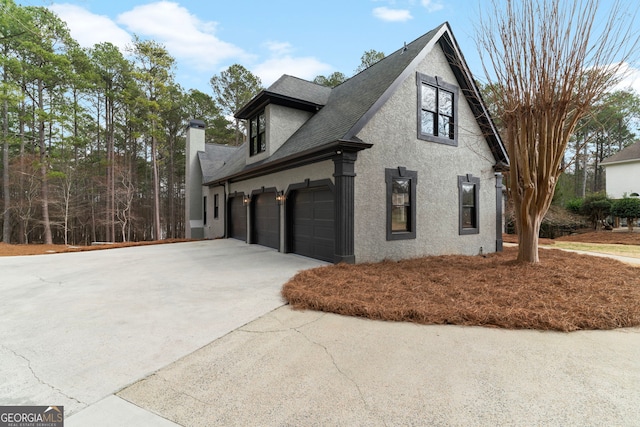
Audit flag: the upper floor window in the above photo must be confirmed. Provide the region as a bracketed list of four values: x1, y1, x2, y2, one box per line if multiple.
[417, 73, 458, 146]
[458, 174, 480, 235]
[249, 110, 266, 156]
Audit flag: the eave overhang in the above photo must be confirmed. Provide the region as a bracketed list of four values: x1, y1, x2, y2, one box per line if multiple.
[601, 158, 640, 167]
[235, 91, 325, 119]
[203, 139, 372, 186]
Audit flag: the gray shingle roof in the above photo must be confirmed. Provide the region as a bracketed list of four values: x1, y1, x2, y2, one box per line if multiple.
[267, 75, 331, 105]
[267, 26, 442, 162]
[601, 141, 640, 165]
[199, 144, 238, 182]
[201, 22, 507, 184]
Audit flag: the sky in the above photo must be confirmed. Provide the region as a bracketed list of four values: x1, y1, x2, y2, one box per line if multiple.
[16, 0, 640, 94]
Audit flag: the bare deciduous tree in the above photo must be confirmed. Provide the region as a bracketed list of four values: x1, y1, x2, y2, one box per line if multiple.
[477, 0, 638, 263]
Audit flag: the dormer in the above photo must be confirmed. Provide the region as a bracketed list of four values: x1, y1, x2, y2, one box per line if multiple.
[235, 75, 331, 165]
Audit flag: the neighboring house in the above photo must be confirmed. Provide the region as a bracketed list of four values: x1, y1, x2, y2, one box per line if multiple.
[601, 141, 640, 199]
[185, 22, 509, 264]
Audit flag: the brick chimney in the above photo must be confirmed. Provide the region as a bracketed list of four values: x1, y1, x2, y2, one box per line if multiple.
[185, 119, 205, 238]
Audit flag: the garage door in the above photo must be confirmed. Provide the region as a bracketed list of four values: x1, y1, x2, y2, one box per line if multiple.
[290, 187, 334, 262]
[252, 192, 279, 250]
[228, 195, 246, 241]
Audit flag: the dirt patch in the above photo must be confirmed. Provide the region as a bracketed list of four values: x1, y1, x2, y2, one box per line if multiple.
[282, 246, 640, 332]
[0, 239, 194, 256]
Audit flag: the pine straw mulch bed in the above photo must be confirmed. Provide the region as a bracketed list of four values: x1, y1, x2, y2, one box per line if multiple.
[0, 238, 193, 256]
[282, 246, 640, 332]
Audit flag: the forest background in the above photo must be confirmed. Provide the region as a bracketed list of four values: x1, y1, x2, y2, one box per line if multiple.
[1, 0, 639, 245]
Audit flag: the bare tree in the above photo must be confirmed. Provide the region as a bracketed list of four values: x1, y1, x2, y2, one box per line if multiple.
[477, 0, 638, 263]
[114, 160, 135, 242]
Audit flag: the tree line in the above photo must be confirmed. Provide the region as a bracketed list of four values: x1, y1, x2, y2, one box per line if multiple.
[0, 1, 258, 245]
[0, 0, 386, 247]
[2, 0, 638, 249]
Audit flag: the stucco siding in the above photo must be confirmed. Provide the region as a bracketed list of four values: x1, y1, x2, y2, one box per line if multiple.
[227, 160, 333, 197]
[246, 104, 313, 166]
[604, 162, 640, 199]
[203, 186, 226, 239]
[354, 43, 499, 262]
[267, 105, 313, 155]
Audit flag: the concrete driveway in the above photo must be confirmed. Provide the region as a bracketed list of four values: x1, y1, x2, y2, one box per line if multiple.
[118, 307, 640, 426]
[3, 241, 640, 426]
[0, 239, 326, 423]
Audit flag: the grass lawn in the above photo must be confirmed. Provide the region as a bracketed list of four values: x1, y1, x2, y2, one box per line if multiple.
[551, 241, 640, 258]
[282, 237, 640, 332]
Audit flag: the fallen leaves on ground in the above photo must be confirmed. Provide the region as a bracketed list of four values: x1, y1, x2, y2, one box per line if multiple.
[0, 239, 193, 256]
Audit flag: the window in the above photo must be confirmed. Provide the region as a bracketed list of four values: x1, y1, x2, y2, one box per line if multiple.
[386, 167, 417, 240]
[458, 174, 480, 235]
[249, 110, 266, 156]
[214, 194, 219, 219]
[417, 73, 458, 146]
[203, 196, 207, 225]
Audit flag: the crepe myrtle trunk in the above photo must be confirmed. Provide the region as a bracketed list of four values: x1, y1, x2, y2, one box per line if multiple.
[514, 203, 543, 264]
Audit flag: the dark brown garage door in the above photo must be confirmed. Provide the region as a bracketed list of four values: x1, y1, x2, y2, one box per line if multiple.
[228, 195, 246, 241]
[290, 186, 334, 262]
[252, 192, 279, 250]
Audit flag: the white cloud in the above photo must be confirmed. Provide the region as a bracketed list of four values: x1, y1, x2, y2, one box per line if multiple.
[117, 1, 250, 71]
[264, 41, 294, 56]
[49, 3, 132, 51]
[372, 7, 413, 22]
[253, 41, 333, 86]
[421, 0, 444, 13]
[613, 62, 640, 94]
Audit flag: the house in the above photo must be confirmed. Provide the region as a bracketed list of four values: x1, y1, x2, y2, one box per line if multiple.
[185, 22, 509, 264]
[601, 141, 640, 199]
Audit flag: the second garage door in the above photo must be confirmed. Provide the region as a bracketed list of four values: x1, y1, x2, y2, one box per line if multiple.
[290, 186, 334, 262]
[252, 192, 279, 250]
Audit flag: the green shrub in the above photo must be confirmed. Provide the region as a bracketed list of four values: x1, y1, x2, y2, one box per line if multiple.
[580, 192, 612, 230]
[565, 198, 583, 214]
[612, 197, 640, 231]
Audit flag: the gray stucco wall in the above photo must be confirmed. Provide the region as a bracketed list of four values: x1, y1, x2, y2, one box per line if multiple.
[246, 104, 313, 166]
[203, 185, 226, 239]
[227, 160, 333, 198]
[354, 43, 499, 262]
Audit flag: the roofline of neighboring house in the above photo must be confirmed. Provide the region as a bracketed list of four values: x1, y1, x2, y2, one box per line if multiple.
[601, 158, 640, 167]
[203, 139, 373, 186]
[235, 91, 325, 119]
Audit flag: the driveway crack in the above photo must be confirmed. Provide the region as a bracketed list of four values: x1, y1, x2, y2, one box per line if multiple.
[239, 311, 326, 334]
[153, 375, 213, 407]
[292, 327, 387, 426]
[1, 345, 85, 406]
[36, 276, 62, 285]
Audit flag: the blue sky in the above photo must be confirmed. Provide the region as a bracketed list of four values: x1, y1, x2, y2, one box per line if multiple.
[19, 0, 640, 94]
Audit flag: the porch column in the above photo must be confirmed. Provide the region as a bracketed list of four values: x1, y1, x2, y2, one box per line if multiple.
[495, 172, 504, 252]
[333, 151, 358, 264]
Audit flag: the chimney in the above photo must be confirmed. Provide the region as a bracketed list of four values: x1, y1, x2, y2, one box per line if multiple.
[185, 119, 205, 238]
